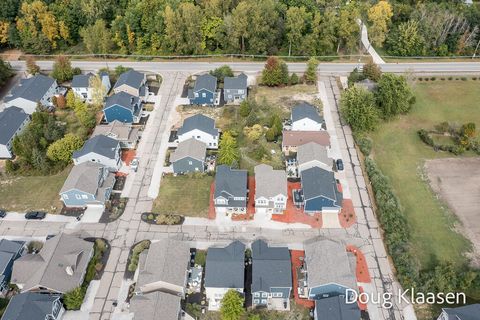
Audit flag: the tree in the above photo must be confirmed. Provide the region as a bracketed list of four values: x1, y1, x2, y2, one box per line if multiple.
[0, 58, 12, 86]
[341, 86, 379, 132]
[285, 7, 311, 56]
[51, 55, 75, 83]
[26, 56, 40, 75]
[363, 59, 382, 82]
[337, 3, 360, 53]
[375, 74, 414, 119]
[220, 289, 244, 320]
[218, 131, 239, 165]
[114, 65, 131, 79]
[239, 100, 251, 117]
[55, 95, 67, 109]
[243, 124, 263, 142]
[89, 75, 107, 108]
[304, 57, 319, 84]
[290, 73, 299, 85]
[163, 3, 203, 55]
[66, 90, 77, 109]
[210, 65, 233, 82]
[74, 100, 96, 129]
[64, 286, 86, 310]
[80, 20, 112, 54]
[262, 56, 288, 87]
[367, 0, 393, 47]
[386, 20, 424, 56]
[265, 128, 276, 142]
[46, 133, 83, 163]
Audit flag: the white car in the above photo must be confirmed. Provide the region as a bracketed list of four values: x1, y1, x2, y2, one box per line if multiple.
[130, 158, 139, 172]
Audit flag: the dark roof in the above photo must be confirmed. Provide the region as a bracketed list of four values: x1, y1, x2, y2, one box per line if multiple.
[0, 252, 14, 275]
[205, 241, 245, 289]
[177, 114, 218, 137]
[442, 304, 480, 320]
[224, 73, 247, 90]
[71, 73, 94, 88]
[251, 240, 292, 293]
[4, 75, 55, 103]
[1, 292, 60, 320]
[214, 165, 248, 207]
[73, 134, 119, 159]
[113, 70, 145, 90]
[0, 107, 29, 145]
[104, 92, 140, 113]
[301, 167, 342, 205]
[291, 103, 323, 123]
[0, 239, 25, 255]
[315, 296, 360, 320]
[194, 74, 217, 93]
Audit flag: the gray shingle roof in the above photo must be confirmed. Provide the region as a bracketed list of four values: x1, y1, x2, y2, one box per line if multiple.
[1, 292, 60, 320]
[11, 233, 93, 293]
[113, 70, 145, 90]
[0, 239, 25, 255]
[177, 114, 218, 137]
[71, 73, 94, 88]
[301, 167, 342, 205]
[0, 252, 15, 276]
[194, 74, 217, 93]
[304, 239, 357, 291]
[251, 240, 291, 293]
[291, 103, 323, 124]
[254, 164, 287, 199]
[314, 296, 361, 320]
[443, 304, 480, 320]
[170, 138, 206, 163]
[297, 142, 331, 167]
[224, 73, 247, 90]
[60, 162, 114, 195]
[72, 134, 119, 160]
[92, 121, 138, 143]
[4, 75, 55, 103]
[104, 92, 140, 113]
[0, 107, 29, 145]
[205, 241, 245, 289]
[214, 165, 247, 207]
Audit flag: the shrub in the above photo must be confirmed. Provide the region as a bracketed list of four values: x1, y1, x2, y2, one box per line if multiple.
[430, 77, 436, 81]
[355, 135, 373, 156]
[210, 65, 234, 82]
[417, 77, 423, 81]
[64, 287, 86, 310]
[440, 77, 445, 81]
[128, 240, 150, 272]
[156, 213, 182, 225]
[289, 73, 299, 85]
[417, 129, 435, 146]
[448, 77, 453, 80]
[461, 77, 467, 81]
[473, 77, 477, 80]
[239, 100, 251, 117]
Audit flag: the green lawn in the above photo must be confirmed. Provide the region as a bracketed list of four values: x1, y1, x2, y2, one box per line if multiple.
[152, 174, 213, 217]
[0, 167, 70, 213]
[368, 80, 480, 268]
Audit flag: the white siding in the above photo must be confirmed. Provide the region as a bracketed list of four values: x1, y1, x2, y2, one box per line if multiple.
[178, 129, 218, 149]
[292, 118, 322, 131]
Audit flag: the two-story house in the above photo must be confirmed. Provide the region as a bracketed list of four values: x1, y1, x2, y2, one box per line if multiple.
[1, 292, 64, 320]
[224, 73, 248, 104]
[71, 72, 111, 103]
[170, 138, 207, 174]
[188, 74, 218, 106]
[3, 75, 58, 114]
[437, 304, 480, 320]
[59, 162, 115, 209]
[214, 165, 248, 216]
[92, 120, 139, 149]
[254, 164, 287, 218]
[205, 241, 245, 311]
[297, 142, 332, 174]
[282, 131, 330, 155]
[113, 69, 149, 101]
[291, 102, 324, 131]
[177, 114, 219, 149]
[251, 240, 292, 311]
[103, 92, 142, 124]
[72, 134, 122, 172]
[314, 296, 360, 320]
[0, 107, 30, 159]
[0, 239, 26, 295]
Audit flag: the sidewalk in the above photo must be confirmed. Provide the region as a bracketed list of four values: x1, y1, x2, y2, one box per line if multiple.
[358, 19, 385, 65]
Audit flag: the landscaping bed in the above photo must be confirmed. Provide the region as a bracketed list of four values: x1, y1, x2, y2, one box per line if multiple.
[125, 240, 151, 279]
[100, 195, 128, 223]
[141, 212, 184, 225]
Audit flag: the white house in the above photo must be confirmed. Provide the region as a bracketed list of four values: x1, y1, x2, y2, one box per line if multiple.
[177, 114, 219, 149]
[3, 75, 58, 114]
[71, 72, 111, 103]
[0, 107, 30, 159]
[72, 134, 122, 171]
[254, 164, 287, 218]
[291, 102, 324, 131]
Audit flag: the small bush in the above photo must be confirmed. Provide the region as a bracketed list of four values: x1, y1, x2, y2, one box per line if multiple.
[424, 78, 429, 81]
[440, 78, 445, 81]
[430, 77, 436, 81]
[64, 287, 86, 310]
[354, 134, 373, 156]
[156, 213, 182, 225]
[448, 77, 453, 80]
[472, 77, 477, 80]
[417, 77, 423, 81]
[128, 240, 150, 272]
[461, 77, 467, 81]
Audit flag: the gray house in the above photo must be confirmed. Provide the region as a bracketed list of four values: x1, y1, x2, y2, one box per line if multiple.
[438, 304, 480, 320]
[189, 74, 218, 106]
[297, 142, 332, 174]
[291, 102, 324, 131]
[205, 241, 245, 311]
[0, 107, 30, 159]
[251, 240, 292, 311]
[224, 73, 248, 104]
[0, 240, 26, 294]
[171, 138, 206, 174]
[72, 134, 122, 171]
[92, 120, 139, 149]
[213, 165, 248, 216]
[314, 296, 360, 320]
[1, 292, 64, 320]
[59, 162, 115, 209]
[298, 166, 342, 214]
[177, 114, 219, 149]
[11, 233, 94, 294]
[113, 69, 148, 101]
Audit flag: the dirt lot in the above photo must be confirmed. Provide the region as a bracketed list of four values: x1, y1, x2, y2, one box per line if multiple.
[425, 157, 480, 265]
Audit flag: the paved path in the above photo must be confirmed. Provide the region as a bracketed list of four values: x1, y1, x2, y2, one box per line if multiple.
[358, 20, 386, 64]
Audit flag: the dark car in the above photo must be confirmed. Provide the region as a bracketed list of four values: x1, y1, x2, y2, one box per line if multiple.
[0, 210, 6, 218]
[336, 159, 344, 171]
[25, 211, 47, 220]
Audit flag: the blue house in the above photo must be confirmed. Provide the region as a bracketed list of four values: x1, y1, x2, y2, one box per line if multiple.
[188, 74, 218, 106]
[0, 239, 26, 294]
[103, 92, 141, 124]
[299, 166, 342, 214]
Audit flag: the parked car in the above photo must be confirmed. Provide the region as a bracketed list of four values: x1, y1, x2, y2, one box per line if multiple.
[130, 157, 139, 172]
[336, 159, 344, 171]
[0, 210, 6, 218]
[25, 211, 47, 220]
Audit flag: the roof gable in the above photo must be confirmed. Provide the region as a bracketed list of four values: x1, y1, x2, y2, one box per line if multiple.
[194, 74, 217, 93]
[0, 107, 29, 145]
[170, 138, 206, 162]
[177, 114, 218, 137]
[205, 241, 245, 288]
[72, 134, 119, 160]
[4, 75, 55, 103]
[214, 165, 247, 199]
[104, 92, 140, 112]
[113, 70, 145, 90]
[291, 103, 323, 123]
[301, 167, 341, 205]
[224, 73, 247, 90]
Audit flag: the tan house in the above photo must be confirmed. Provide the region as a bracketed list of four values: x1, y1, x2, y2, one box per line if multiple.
[282, 131, 330, 155]
[113, 69, 149, 101]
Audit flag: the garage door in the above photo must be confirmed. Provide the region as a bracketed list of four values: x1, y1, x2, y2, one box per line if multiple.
[82, 204, 105, 223]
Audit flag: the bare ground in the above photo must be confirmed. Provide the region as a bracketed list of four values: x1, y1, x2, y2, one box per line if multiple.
[425, 157, 480, 266]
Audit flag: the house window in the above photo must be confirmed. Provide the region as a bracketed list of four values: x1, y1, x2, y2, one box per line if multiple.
[197, 136, 200, 138]
[202, 93, 206, 98]
[228, 95, 232, 99]
[238, 89, 244, 94]
[63, 194, 69, 200]
[188, 161, 193, 165]
[262, 292, 267, 298]
[75, 194, 81, 200]
[254, 293, 260, 298]
[253, 299, 259, 304]
[194, 92, 199, 98]
[81, 195, 88, 199]
[261, 299, 267, 304]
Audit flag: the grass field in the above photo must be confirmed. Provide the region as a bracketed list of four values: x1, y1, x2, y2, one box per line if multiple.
[0, 167, 70, 213]
[152, 174, 213, 217]
[368, 80, 480, 268]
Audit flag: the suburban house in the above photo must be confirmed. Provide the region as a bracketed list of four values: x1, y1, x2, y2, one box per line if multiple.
[103, 92, 142, 124]
[0, 107, 30, 159]
[251, 240, 292, 311]
[170, 138, 206, 174]
[304, 239, 357, 301]
[113, 69, 148, 101]
[0, 239, 26, 294]
[72, 134, 122, 171]
[254, 164, 287, 218]
[130, 239, 190, 320]
[3, 75, 59, 114]
[354, 78, 377, 92]
[223, 73, 248, 104]
[213, 165, 248, 216]
[11, 233, 94, 294]
[71, 72, 111, 103]
[1, 292, 64, 320]
[291, 102, 324, 131]
[282, 131, 330, 155]
[177, 114, 219, 149]
[92, 120, 139, 149]
[314, 296, 360, 320]
[188, 74, 218, 106]
[205, 241, 245, 311]
[437, 304, 480, 320]
[295, 167, 342, 214]
[297, 142, 332, 173]
[59, 162, 115, 209]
